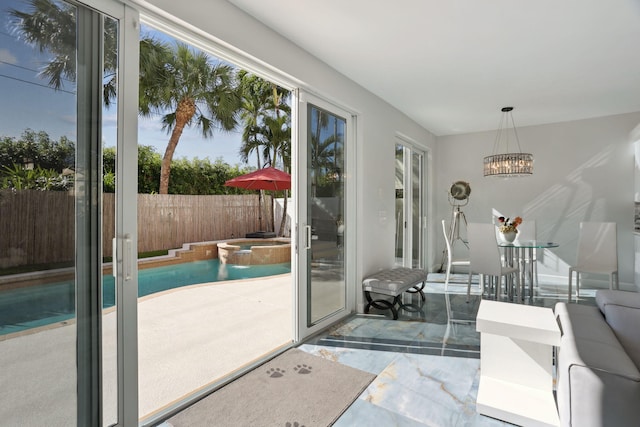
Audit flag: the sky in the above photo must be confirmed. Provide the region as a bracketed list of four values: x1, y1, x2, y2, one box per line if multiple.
[0, 0, 245, 165]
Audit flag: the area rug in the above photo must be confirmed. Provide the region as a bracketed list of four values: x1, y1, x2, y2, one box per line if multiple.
[165, 348, 376, 427]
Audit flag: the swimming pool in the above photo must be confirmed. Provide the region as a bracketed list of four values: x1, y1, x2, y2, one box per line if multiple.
[0, 259, 291, 336]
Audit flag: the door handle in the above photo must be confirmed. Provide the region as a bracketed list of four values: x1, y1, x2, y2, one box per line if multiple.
[113, 235, 133, 281]
[305, 225, 312, 250]
[123, 234, 132, 281]
[112, 237, 117, 278]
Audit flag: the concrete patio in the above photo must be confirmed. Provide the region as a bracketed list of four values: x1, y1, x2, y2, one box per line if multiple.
[0, 273, 293, 426]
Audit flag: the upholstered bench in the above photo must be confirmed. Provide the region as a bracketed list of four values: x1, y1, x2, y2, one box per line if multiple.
[362, 267, 428, 319]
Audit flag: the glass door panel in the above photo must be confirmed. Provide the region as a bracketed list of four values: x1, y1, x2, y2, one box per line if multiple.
[296, 90, 355, 340]
[0, 1, 79, 424]
[394, 142, 426, 268]
[0, 1, 137, 425]
[411, 151, 424, 268]
[395, 144, 405, 265]
[306, 104, 346, 324]
[101, 13, 119, 427]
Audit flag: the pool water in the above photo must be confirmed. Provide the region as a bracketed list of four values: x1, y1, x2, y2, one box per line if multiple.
[0, 259, 290, 336]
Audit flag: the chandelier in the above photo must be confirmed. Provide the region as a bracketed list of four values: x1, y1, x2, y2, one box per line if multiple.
[483, 107, 533, 177]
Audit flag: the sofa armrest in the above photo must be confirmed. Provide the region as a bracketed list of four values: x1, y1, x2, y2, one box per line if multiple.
[557, 335, 640, 427]
[559, 363, 640, 427]
[556, 300, 640, 426]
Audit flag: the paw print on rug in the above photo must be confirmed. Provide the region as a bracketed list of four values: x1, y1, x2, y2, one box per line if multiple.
[285, 422, 305, 427]
[266, 367, 285, 378]
[294, 364, 312, 374]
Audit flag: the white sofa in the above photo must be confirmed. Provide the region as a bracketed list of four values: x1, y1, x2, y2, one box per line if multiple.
[554, 290, 640, 427]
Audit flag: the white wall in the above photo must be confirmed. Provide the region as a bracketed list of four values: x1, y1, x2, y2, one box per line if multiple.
[138, 0, 437, 308]
[436, 112, 640, 289]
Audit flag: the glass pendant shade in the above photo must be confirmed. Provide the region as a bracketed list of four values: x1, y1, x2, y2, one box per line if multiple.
[484, 107, 534, 177]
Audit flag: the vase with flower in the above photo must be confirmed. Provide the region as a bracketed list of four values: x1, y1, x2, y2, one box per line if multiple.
[498, 216, 522, 243]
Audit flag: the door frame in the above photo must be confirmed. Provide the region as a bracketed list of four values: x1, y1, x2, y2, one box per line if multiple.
[113, 4, 140, 426]
[294, 90, 357, 341]
[395, 135, 429, 269]
[76, 0, 141, 424]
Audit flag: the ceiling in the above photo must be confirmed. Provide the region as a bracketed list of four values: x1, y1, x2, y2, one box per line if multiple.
[228, 0, 640, 136]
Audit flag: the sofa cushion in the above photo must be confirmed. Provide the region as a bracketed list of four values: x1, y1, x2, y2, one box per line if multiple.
[596, 290, 640, 370]
[362, 267, 428, 297]
[555, 302, 640, 376]
[555, 303, 619, 346]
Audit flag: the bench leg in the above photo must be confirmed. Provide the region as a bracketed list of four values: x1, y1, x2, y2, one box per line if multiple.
[397, 297, 426, 319]
[405, 281, 426, 301]
[364, 291, 399, 319]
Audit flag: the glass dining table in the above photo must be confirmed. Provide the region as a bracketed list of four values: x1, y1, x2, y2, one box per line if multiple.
[498, 240, 560, 300]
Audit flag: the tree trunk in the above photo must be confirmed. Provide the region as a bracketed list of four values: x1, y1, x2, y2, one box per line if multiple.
[159, 127, 182, 194]
[278, 190, 288, 237]
[269, 192, 275, 232]
[257, 190, 263, 231]
[256, 151, 263, 231]
[159, 98, 195, 194]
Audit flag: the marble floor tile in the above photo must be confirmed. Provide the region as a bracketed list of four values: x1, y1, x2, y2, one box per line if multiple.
[298, 345, 398, 375]
[303, 346, 509, 426]
[300, 273, 598, 426]
[333, 398, 429, 427]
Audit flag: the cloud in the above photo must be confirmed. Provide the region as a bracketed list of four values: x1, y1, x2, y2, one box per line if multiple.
[0, 49, 18, 65]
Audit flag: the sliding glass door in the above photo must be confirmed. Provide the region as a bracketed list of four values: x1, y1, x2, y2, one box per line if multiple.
[395, 141, 426, 268]
[296, 91, 355, 338]
[0, 1, 138, 425]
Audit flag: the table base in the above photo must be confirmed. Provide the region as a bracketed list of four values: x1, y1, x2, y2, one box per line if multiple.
[477, 376, 559, 427]
[476, 301, 560, 426]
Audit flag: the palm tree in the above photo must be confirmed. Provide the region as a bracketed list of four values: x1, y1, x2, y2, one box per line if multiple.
[262, 111, 291, 236]
[8, 0, 118, 105]
[10, 1, 241, 193]
[237, 73, 270, 230]
[237, 71, 274, 168]
[141, 42, 241, 193]
[237, 72, 292, 234]
[262, 85, 291, 236]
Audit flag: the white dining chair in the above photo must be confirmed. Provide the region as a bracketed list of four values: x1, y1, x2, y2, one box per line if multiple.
[442, 219, 470, 291]
[467, 223, 520, 301]
[568, 222, 619, 301]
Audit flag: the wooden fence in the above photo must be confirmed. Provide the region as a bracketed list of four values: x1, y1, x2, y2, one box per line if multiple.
[0, 190, 276, 267]
[0, 190, 75, 267]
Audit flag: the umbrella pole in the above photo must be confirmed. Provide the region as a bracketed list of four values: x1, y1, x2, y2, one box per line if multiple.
[258, 190, 263, 231]
[271, 193, 275, 234]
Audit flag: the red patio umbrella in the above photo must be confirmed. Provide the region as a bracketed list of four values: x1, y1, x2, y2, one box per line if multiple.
[223, 166, 291, 191]
[224, 166, 291, 234]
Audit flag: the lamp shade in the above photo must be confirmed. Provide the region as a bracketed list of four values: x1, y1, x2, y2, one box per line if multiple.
[484, 153, 533, 177]
[484, 107, 533, 177]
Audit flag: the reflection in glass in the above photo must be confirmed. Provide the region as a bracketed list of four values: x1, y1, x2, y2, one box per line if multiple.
[102, 15, 119, 427]
[0, 0, 78, 424]
[395, 144, 425, 268]
[307, 104, 346, 324]
[411, 151, 423, 268]
[395, 144, 405, 265]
